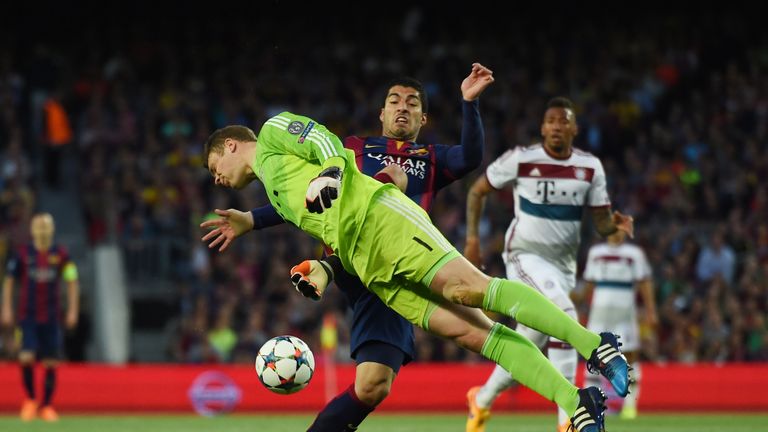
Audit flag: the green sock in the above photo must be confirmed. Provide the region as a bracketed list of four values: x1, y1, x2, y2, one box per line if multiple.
[481, 323, 579, 415]
[483, 277, 600, 358]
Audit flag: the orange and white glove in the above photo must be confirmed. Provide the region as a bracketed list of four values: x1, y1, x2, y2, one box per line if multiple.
[290, 260, 334, 301]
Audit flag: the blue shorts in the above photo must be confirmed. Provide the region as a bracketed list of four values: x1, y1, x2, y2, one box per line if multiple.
[20, 321, 63, 359]
[355, 341, 407, 373]
[335, 270, 415, 366]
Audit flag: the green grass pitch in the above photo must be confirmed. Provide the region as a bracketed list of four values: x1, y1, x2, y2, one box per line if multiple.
[1, 413, 767, 432]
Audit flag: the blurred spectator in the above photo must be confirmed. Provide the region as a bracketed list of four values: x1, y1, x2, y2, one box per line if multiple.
[696, 230, 737, 285]
[207, 304, 237, 362]
[41, 92, 72, 188]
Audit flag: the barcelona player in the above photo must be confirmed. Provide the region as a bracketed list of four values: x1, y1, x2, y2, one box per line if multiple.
[2, 213, 80, 422]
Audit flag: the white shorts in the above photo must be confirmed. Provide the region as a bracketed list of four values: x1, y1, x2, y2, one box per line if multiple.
[505, 253, 576, 348]
[586, 303, 639, 352]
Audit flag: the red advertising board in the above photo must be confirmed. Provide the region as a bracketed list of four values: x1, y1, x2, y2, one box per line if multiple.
[0, 362, 765, 412]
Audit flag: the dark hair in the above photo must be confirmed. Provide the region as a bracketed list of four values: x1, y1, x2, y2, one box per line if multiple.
[384, 77, 428, 113]
[546, 96, 575, 111]
[203, 125, 257, 168]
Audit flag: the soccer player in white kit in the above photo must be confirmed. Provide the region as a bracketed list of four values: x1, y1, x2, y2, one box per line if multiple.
[582, 229, 657, 419]
[463, 97, 634, 432]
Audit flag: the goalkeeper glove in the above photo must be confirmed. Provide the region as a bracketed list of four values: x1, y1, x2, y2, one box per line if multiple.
[290, 260, 334, 301]
[305, 166, 342, 214]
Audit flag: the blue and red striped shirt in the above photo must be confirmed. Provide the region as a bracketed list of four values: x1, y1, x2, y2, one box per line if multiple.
[5, 244, 72, 323]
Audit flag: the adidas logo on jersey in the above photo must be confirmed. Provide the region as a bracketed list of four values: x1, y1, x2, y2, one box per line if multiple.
[529, 167, 541, 176]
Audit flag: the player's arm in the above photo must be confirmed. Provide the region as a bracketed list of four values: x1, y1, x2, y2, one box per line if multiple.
[590, 207, 634, 238]
[304, 123, 347, 213]
[573, 280, 596, 309]
[62, 261, 79, 329]
[465, 148, 518, 267]
[465, 175, 494, 267]
[588, 159, 634, 238]
[1, 252, 19, 327]
[200, 205, 287, 252]
[637, 277, 658, 327]
[636, 248, 657, 327]
[1, 275, 14, 327]
[261, 113, 347, 169]
[575, 246, 598, 306]
[435, 63, 494, 185]
[303, 120, 347, 172]
[260, 112, 347, 210]
[449, 62, 494, 174]
[261, 113, 348, 213]
[435, 100, 484, 184]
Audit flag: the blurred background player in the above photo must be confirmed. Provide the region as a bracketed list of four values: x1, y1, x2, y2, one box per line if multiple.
[1, 212, 80, 422]
[201, 63, 495, 431]
[581, 229, 657, 419]
[463, 97, 633, 432]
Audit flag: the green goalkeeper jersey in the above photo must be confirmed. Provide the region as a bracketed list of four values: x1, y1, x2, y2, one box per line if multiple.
[252, 112, 390, 261]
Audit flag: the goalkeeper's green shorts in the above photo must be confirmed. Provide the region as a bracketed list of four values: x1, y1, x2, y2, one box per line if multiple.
[347, 188, 461, 329]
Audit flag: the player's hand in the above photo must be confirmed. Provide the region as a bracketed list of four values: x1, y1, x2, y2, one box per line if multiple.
[290, 260, 332, 301]
[613, 210, 634, 238]
[65, 310, 78, 329]
[464, 235, 485, 269]
[461, 63, 495, 102]
[375, 164, 408, 192]
[200, 208, 254, 252]
[306, 167, 343, 214]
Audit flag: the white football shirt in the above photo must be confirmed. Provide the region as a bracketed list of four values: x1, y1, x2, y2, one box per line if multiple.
[485, 144, 610, 275]
[583, 241, 651, 307]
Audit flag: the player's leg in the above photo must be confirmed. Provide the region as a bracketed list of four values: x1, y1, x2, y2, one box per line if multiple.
[363, 191, 599, 355]
[347, 293, 413, 409]
[423, 299, 606, 431]
[361, 189, 598, 357]
[19, 321, 38, 421]
[584, 307, 608, 397]
[467, 257, 548, 432]
[619, 351, 640, 419]
[306, 273, 413, 432]
[429, 255, 629, 397]
[351, 189, 626, 397]
[513, 255, 579, 431]
[338, 207, 607, 432]
[586, 302, 639, 411]
[307, 346, 401, 432]
[468, 326, 548, 432]
[38, 323, 63, 421]
[364, 271, 583, 415]
[428, 256, 600, 359]
[469, 254, 578, 431]
[614, 308, 641, 419]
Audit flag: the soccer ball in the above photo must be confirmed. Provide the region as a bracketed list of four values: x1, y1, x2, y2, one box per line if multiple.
[255, 335, 315, 394]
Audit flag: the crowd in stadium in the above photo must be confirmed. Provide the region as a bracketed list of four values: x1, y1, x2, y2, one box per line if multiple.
[0, 12, 766, 365]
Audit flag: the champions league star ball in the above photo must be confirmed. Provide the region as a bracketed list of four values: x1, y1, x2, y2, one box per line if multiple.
[255, 335, 315, 394]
